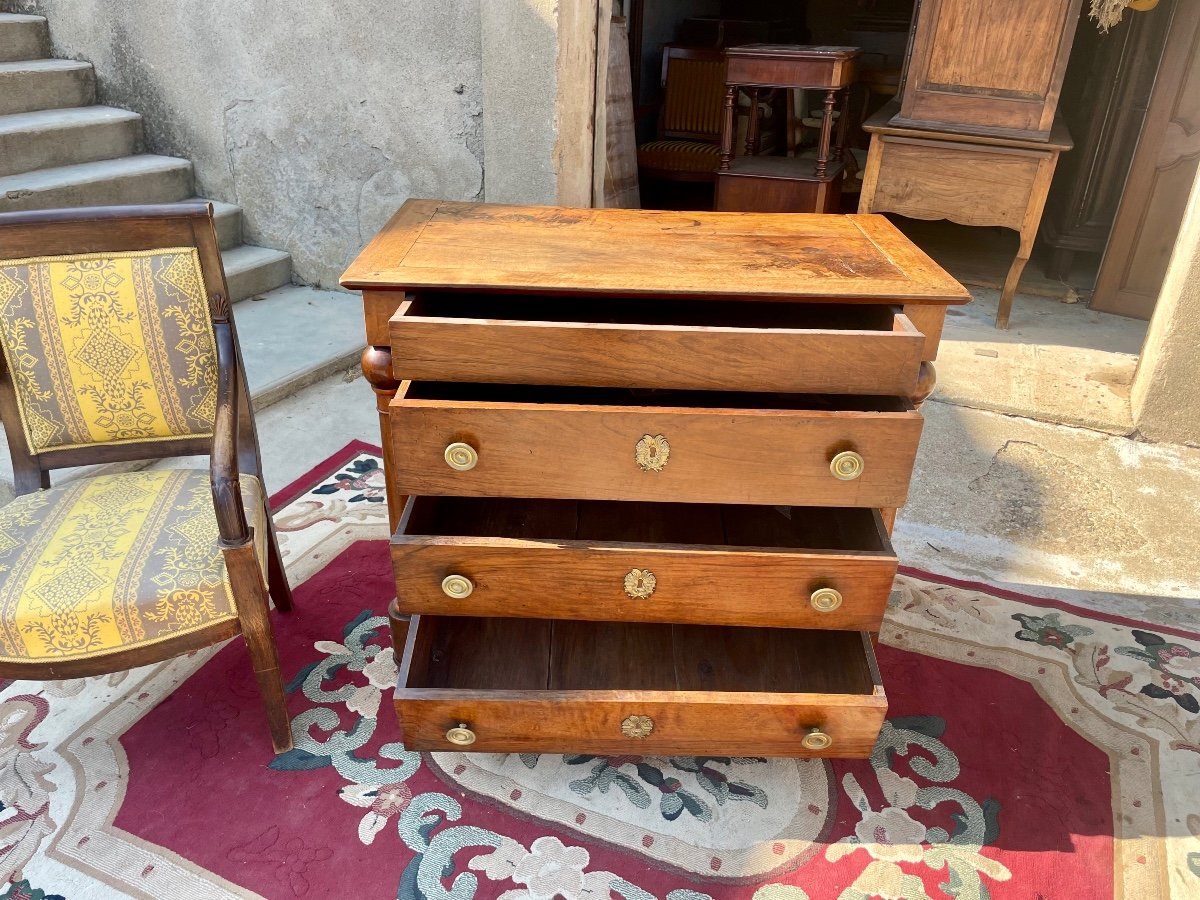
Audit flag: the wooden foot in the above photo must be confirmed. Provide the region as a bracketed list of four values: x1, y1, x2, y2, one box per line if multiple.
[997, 254, 1031, 329]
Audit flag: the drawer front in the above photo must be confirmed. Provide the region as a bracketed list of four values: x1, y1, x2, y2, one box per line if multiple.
[392, 532, 896, 631]
[397, 615, 887, 758]
[396, 693, 887, 757]
[389, 395, 923, 508]
[390, 301, 924, 396]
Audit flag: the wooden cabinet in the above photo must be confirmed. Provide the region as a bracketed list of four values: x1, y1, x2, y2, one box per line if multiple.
[1039, 2, 1173, 278]
[894, 0, 1086, 141]
[343, 201, 968, 758]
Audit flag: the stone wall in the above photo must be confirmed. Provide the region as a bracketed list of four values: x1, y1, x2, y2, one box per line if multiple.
[9, 0, 485, 288]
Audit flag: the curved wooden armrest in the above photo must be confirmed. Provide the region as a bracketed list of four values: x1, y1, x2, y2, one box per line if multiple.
[209, 305, 250, 547]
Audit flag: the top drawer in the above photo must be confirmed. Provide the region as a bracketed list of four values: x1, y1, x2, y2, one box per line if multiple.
[390, 294, 924, 396]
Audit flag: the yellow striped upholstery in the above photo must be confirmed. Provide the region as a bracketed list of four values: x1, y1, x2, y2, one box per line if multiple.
[637, 139, 722, 174]
[661, 57, 725, 139]
[0, 469, 266, 662]
[0, 249, 217, 454]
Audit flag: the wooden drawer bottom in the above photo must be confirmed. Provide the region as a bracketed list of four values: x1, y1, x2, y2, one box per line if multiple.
[396, 614, 887, 757]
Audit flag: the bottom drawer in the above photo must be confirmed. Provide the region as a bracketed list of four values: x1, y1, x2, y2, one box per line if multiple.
[396, 614, 887, 757]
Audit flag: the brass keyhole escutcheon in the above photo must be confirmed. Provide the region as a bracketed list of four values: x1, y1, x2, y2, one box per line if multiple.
[810, 587, 843, 613]
[621, 714, 654, 738]
[444, 442, 479, 471]
[801, 727, 832, 751]
[624, 568, 657, 599]
[830, 450, 864, 481]
[446, 723, 476, 746]
[635, 434, 670, 472]
[441, 574, 474, 599]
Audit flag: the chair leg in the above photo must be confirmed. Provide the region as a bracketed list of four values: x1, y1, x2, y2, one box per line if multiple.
[248, 641, 293, 755]
[228, 543, 294, 754]
[263, 504, 294, 612]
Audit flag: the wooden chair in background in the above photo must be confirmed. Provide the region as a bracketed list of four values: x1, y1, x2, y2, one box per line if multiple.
[0, 203, 294, 753]
[636, 46, 728, 186]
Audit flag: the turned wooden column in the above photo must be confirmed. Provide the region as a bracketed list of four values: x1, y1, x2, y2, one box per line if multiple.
[744, 88, 762, 157]
[816, 88, 837, 177]
[719, 85, 737, 171]
[361, 344, 403, 532]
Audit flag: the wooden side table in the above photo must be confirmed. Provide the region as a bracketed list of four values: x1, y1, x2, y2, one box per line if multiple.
[858, 102, 1073, 328]
[716, 45, 859, 214]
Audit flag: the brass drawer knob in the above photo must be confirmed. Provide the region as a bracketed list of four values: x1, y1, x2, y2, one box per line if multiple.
[621, 714, 655, 738]
[635, 434, 670, 471]
[810, 587, 843, 613]
[830, 450, 864, 480]
[446, 723, 476, 746]
[441, 574, 474, 599]
[444, 442, 478, 471]
[623, 568, 656, 599]
[801, 727, 832, 751]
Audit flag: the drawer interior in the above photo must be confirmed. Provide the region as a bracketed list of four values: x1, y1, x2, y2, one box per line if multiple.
[401, 496, 890, 553]
[403, 294, 900, 331]
[405, 615, 878, 694]
[400, 381, 913, 413]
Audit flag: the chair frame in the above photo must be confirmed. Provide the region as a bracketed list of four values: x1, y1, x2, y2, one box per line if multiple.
[640, 45, 728, 184]
[0, 203, 295, 753]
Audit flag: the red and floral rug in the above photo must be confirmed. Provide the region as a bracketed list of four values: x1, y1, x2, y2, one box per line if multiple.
[1, 441, 1197, 900]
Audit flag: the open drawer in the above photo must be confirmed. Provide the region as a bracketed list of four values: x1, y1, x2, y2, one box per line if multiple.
[392, 496, 897, 630]
[389, 294, 925, 396]
[389, 383, 923, 508]
[395, 614, 888, 757]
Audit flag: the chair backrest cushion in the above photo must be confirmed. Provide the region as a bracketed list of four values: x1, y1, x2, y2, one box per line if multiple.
[661, 51, 726, 141]
[0, 248, 217, 454]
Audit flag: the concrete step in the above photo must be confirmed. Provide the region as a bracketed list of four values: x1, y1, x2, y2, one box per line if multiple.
[0, 13, 49, 63]
[194, 197, 243, 249]
[0, 105, 143, 177]
[0, 284, 363, 502]
[235, 284, 364, 407]
[0, 153, 193, 212]
[222, 243, 293, 302]
[0, 58, 94, 116]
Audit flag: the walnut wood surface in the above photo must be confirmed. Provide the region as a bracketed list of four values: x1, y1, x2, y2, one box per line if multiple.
[388, 383, 922, 508]
[392, 496, 897, 630]
[342, 201, 968, 305]
[390, 297, 925, 395]
[395, 614, 887, 756]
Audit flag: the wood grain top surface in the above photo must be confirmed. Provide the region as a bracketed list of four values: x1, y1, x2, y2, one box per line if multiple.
[341, 200, 970, 304]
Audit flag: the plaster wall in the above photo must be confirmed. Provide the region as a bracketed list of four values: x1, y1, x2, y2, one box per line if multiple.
[8, 0, 485, 288]
[1131, 167, 1200, 446]
[480, 0, 596, 207]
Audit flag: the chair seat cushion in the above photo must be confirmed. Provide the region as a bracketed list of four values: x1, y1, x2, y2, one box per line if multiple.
[0, 469, 266, 663]
[637, 139, 722, 174]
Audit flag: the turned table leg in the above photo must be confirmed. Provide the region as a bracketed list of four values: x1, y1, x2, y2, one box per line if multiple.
[361, 345, 403, 533]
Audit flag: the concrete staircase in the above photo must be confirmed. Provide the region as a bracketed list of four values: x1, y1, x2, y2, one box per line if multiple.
[0, 12, 365, 500]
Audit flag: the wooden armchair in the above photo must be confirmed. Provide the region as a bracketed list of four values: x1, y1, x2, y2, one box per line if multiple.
[637, 45, 727, 182]
[0, 204, 294, 753]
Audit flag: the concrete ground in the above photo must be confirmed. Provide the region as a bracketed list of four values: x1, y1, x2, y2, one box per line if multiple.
[933, 287, 1148, 436]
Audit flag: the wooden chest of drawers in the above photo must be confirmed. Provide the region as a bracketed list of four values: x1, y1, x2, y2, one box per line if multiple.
[343, 201, 968, 758]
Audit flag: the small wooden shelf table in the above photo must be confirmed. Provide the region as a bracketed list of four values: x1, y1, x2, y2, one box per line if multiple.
[716, 45, 859, 214]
